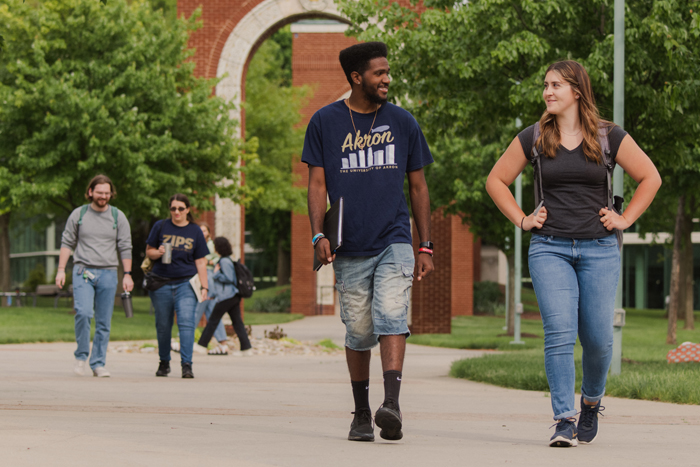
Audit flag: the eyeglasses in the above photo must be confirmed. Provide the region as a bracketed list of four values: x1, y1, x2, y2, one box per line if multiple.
[170, 207, 187, 212]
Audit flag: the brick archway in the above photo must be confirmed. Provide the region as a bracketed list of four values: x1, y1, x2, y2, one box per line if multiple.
[182, 0, 475, 332]
[179, 0, 348, 258]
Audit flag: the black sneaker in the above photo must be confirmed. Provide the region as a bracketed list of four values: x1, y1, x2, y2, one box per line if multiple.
[577, 398, 604, 444]
[155, 360, 170, 377]
[348, 409, 374, 442]
[181, 363, 194, 379]
[549, 419, 578, 447]
[374, 400, 403, 441]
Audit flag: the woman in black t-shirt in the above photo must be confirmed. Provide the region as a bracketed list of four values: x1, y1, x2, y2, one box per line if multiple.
[146, 193, 209, 379]
[486, 61, 661, 447]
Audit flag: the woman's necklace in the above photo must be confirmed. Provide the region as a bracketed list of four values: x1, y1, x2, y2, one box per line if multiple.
[559, 127, 582, 136]
[346, 99, 379, 135]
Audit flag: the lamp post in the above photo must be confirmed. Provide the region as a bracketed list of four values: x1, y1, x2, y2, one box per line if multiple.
[511, 174, 524, 345]
[611, 0, 626, 375]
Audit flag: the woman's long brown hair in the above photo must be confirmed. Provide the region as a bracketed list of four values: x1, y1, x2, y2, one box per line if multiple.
[537, 60, 611, 163]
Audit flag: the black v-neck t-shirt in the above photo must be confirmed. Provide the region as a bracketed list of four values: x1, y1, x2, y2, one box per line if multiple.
[518, 124, 627, 239]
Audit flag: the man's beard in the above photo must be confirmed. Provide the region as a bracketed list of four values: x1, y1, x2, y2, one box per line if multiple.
[362, 80, 387, 105]
[94, 198, 108, 206]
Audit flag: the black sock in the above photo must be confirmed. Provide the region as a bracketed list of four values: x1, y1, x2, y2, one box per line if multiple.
[351, 379, 370, 412]
[383, 370, 402, 407]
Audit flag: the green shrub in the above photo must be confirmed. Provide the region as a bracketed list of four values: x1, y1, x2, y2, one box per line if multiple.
[23, 263, 47, 292]
[318, 338, 341, 350]
[248, 288, 291, 313]
[473, 281, 504, 315]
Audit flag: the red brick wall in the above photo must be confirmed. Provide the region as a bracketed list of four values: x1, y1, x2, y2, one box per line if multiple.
[410, 209, 474, 334]
[178, 0, 267, 79]
[292, 32, 357, 122]
[450, 214, 474, 317]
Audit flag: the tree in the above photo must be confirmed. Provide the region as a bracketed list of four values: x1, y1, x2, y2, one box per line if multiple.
[338, 0, 700, 337]
[243, 28, 309, 285]
[0, 0, 248, 289]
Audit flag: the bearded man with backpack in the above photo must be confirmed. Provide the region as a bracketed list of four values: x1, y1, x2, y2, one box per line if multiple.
[56, 174, 133, 378]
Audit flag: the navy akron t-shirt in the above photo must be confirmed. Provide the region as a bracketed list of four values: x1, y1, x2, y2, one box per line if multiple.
[146, 219, 209, 280]
[302, 101, 433, 256]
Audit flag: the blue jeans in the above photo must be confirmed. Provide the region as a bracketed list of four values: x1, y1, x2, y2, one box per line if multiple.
[528, 234, 620, 420]
[332, 243, 414, 351]
[194, 299, 227, 343]
[73, 266, 118, 369]
[150, 281, 197, 365]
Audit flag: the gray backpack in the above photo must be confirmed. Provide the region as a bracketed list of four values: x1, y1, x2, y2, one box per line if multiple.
[531, 123, 623, 249]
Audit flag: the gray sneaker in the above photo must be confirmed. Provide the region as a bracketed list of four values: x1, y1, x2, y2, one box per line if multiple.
[74, 359, 86, 376]
[92, 367, 111, 378]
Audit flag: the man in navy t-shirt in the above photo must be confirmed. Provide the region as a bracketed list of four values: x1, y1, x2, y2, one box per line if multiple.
[303, 42, 434, 442]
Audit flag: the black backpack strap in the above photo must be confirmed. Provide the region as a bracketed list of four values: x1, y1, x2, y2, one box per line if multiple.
[531, 123, 545, 208]
[598, 125, 615, 212]
[598, 124, 624, 250]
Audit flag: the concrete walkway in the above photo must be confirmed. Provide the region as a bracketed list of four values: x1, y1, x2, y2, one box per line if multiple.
[0, 316, 698, 466]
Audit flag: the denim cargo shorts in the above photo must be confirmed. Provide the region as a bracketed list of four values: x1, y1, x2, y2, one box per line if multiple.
[332, 243, 414, 351]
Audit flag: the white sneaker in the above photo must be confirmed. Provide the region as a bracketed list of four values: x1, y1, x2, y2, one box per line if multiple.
[92, 367, 111, 377]
[171, 340, 181, 353]
[74, 359, 86, 376]
[193, 344, 208, 355]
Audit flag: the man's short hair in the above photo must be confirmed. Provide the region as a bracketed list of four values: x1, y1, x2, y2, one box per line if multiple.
[339, 42, 388, 86]
[85, 174, 116, 201]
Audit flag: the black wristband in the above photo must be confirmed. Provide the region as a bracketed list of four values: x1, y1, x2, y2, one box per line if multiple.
[200, 287, 208, 291]
[419, 241, 434, 250]
[123, 271, 132, 275]
[521, 216, 526, 231]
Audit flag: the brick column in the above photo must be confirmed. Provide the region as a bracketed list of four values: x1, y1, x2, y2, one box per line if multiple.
[410, 209, 474, 334]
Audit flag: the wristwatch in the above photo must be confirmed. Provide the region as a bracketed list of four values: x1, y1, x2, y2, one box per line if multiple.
[418, 241, 434, 257]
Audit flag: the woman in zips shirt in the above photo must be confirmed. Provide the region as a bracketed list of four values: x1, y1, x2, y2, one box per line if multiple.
[146, 193, 209, 379]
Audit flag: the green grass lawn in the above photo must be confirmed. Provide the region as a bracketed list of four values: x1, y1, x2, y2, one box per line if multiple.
[0, 296, 303, 344]
[410, 309, 700, 405]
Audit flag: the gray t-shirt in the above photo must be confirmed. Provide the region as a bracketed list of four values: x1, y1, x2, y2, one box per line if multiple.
[61, 205, 132, 269]
[518, 124, 627, 239]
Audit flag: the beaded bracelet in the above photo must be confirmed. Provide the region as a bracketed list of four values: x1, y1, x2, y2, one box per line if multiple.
[312, 233, 325, 247]
[418, 247, 433, 256]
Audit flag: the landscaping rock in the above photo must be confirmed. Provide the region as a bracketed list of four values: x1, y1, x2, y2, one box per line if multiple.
[108, 336, 344, 357]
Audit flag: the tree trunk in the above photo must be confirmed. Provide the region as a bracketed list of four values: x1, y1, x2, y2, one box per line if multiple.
[507, 253, 515, 336]
[0, 213, 11, 301]
[683, 195, 695, 330]
[667, 195, 685, 345]
[678, 222, 687, 325]
[276, 238, 291, 286]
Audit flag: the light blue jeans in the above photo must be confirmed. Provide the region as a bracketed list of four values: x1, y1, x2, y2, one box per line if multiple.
[150, 281, 197, 365]
[528, 234, 620, 420]
[73, 266, 118, 369]
[333, 243, 414, 351]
